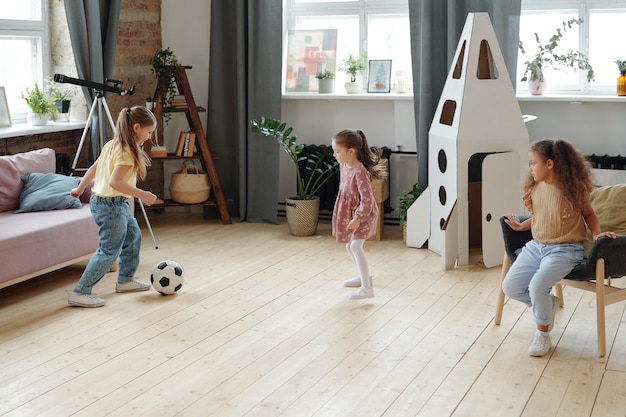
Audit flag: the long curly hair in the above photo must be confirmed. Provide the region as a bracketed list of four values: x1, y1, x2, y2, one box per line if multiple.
[523, 138, 593, 211]
[332, 129, 387, 180]
[113, 106, 156, 180]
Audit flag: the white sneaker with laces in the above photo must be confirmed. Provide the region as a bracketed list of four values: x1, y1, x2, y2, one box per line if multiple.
[116, 279, 151, 293]
[349, 286, 374, 300]
[528, 332, 551, 357]
[68, 292, 106, 308]
[344, 276, 373, 288]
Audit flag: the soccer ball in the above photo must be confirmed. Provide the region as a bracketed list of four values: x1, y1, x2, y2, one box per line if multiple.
[150, 259, 184, 295]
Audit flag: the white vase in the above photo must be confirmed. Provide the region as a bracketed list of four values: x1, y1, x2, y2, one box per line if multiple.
[27, 113, 49, 126]
[528, 78, 546, 95]
[344, 82, 360, 94]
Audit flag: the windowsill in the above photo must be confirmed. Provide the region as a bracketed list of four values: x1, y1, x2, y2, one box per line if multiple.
[516, 94, 626, 103]
[282, 92, 414, 100]
[0, 120, 86, 139]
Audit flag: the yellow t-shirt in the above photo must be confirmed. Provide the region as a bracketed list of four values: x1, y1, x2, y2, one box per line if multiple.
[526, 181, 586, 244]
[92, 140, 136, 197]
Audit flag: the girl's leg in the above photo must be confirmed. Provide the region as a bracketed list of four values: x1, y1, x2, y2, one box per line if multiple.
[501, 240, 542, 308]
[117, 203, 142, 283]
[74, 198, 128, 294]
[349, 239, 370, 288]
[529, 243, 583, 327]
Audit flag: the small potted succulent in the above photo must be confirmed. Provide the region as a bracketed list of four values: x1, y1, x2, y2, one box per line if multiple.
[339, 53, 367, 94]
[315, 70, 335, 93]
[22, 83, 58, 126]
[615, 59, 626, 96]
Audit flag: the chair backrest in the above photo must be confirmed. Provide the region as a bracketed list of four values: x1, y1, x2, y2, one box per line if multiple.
[499, 215, 532, 262]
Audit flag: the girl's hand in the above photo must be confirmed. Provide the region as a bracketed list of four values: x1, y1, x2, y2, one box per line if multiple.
[347, 218, 360, 230]
[503, 214, 524, 231]
[70, 187, 82, 198]
[141, 190, 158, 206]
[594, 231, 617, 240]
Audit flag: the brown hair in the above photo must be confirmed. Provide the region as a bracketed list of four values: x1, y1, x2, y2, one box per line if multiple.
[332, 129, 387, 180]
[113, 106, 156, 180]
[524, 138, 593, 210]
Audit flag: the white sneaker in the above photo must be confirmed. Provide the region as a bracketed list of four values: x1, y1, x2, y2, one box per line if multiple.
[116, 279, 151, 293]
[548, 295, 560, 332]
[68, 292, 106, 308]
[349, 286, 374, 300]
[528, 332, 551, 357]
[344, 276, 373, 288]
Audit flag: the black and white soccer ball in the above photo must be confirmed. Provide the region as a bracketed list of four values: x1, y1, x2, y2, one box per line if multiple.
[150, 259, 184, 295]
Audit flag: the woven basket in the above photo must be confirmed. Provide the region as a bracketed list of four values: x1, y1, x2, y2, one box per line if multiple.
[285, 196, 320, 236]
[169, 161, 211, 204]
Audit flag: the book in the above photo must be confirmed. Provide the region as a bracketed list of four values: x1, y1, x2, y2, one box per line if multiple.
[186, 131, 196, 156]
[182, 131, 190, 156]
[175, 131, 186, 156]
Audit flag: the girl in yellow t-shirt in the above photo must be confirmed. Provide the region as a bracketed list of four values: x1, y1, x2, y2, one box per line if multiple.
[502, 138, 616, 356]
[68, 106, 158, 307]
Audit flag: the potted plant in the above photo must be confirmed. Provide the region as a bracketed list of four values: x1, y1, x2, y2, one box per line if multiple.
[46, 76, 75, 122]
[151, 47, 179, 124]
[519, 18, 594, 95]
[396, 182, 423, 243]
[145, 97, 154, 110]
[21, 83, 58, 126]
[615, 59, 626, 96]
[250, 117, 339, 236]
[339, 53, 367, 94]
[315, 70, 335, 93]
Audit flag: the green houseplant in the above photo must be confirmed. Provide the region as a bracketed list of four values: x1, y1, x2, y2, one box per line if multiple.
[151, 47, 179, 123]
[315, 70, 335, 93]
[519, 18, 594, 94]
[250, 117, 339, 236]
[45, 76, 75, 121]
[615, 59, 626, 96]
[340, 53, 367, 93]
[21, 83, 58, 125]
[396, 182, 423, 242]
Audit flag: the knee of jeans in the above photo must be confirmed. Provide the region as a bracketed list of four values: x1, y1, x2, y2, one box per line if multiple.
[502, 276, 522, 299]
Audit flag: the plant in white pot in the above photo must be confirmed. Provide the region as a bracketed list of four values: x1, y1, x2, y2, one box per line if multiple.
[21, 83, 58, 126]
[519, 18, 594, 95]
[339, 53, 367, 94]
[251, 117, 339, 236]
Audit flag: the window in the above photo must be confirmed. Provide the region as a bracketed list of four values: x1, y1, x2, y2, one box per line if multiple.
[284, 0, 411, 92]
[519, 0, 626, 94]
[0, 0, 48, 123]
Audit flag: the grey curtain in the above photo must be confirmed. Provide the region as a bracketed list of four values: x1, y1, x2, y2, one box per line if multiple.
[64, 0, 122, 163]
[208, 0, 282, 223]
[408, 0, 522, 187]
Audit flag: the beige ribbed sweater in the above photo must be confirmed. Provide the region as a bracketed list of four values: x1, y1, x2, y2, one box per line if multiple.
[526, 182, 586, 244]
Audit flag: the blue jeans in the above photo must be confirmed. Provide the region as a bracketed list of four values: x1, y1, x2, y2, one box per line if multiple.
[74, 195, 141, 294]
[502, 239, 583, 326]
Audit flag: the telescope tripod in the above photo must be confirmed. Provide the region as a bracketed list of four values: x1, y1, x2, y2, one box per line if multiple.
[71, 91, 158, 249]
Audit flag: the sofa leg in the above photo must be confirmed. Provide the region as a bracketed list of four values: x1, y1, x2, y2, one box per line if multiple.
[495, 253, 512, 325]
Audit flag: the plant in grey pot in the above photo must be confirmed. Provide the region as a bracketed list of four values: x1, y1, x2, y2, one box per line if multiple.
[339, 53, 367, 94]
[315, 70, 335, 93]
[519, 18, 594, 95]
[21, 83, 58, 126]
[46, 77, 75, 122]
[250, 117, 339, 236]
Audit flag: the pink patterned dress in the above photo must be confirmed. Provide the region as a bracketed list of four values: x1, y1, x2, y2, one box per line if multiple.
[332, 162, 378, 243]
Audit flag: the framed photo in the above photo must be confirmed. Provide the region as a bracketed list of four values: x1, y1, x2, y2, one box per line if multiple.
[285, 29, 338, 93]
[0, 87, 10, 127]
[367, 60, 392, 93]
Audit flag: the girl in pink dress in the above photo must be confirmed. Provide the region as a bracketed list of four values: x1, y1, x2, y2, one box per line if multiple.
[331, 129, 387, 299]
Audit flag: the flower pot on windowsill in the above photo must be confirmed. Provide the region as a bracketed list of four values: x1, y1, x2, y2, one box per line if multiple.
[528, 78, 546, 96]
[344, 81, 360, 94]
[318, 79, 334, 94]
[53, 99, 71, 122]
[27, 113, 49, 126]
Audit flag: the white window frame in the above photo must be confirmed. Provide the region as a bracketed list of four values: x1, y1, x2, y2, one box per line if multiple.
[519, 0, 626, 95]
[0, 0, 49, 123]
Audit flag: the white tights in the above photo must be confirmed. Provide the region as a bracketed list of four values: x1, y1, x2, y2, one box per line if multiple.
[346, 239, 371, 288]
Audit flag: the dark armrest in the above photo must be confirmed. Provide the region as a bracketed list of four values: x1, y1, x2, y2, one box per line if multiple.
[566, 235, 626, 280]
[499, 215, 532, 262]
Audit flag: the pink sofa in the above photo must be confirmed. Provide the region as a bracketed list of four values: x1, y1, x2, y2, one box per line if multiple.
[0, 148, 99, 288]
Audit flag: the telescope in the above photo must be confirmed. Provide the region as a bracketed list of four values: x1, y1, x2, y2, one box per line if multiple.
[53, 73, 136, 96]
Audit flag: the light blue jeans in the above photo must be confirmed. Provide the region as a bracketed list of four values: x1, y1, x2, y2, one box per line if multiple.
[73, 195, 141, 294]
[502, 239, 583, 326]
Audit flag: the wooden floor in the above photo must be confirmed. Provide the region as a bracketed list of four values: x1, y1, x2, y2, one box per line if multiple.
[1, 213, 626, 417]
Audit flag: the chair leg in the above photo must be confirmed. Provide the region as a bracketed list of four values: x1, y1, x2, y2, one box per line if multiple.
[554, 283, 564, 307]
[495, 253, 512, 325]
[596, 258, 606, 357]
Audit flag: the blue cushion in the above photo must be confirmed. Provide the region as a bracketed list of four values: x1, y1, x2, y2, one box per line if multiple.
[17, 173, 82, 213]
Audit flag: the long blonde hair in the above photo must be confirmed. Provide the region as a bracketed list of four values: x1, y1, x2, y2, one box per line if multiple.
[113, 106, 156, 180]
[332, 129, 387, 180]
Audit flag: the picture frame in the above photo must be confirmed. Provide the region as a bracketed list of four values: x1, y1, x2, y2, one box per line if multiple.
[0, 87, 11, 127]
[367, 59, 392, 93]
[284, 29, 338, 93]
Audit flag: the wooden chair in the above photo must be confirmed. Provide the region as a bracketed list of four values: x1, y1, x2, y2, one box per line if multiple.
[494, 215, 626, 357]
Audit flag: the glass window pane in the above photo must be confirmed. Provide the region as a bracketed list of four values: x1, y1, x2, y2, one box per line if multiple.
[589, 9, 626, 87]
[517, 10, 582, 91]
[368, 14, 412, 92]
[0, 0, 42, 20]
[0, 37, 41, 118]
